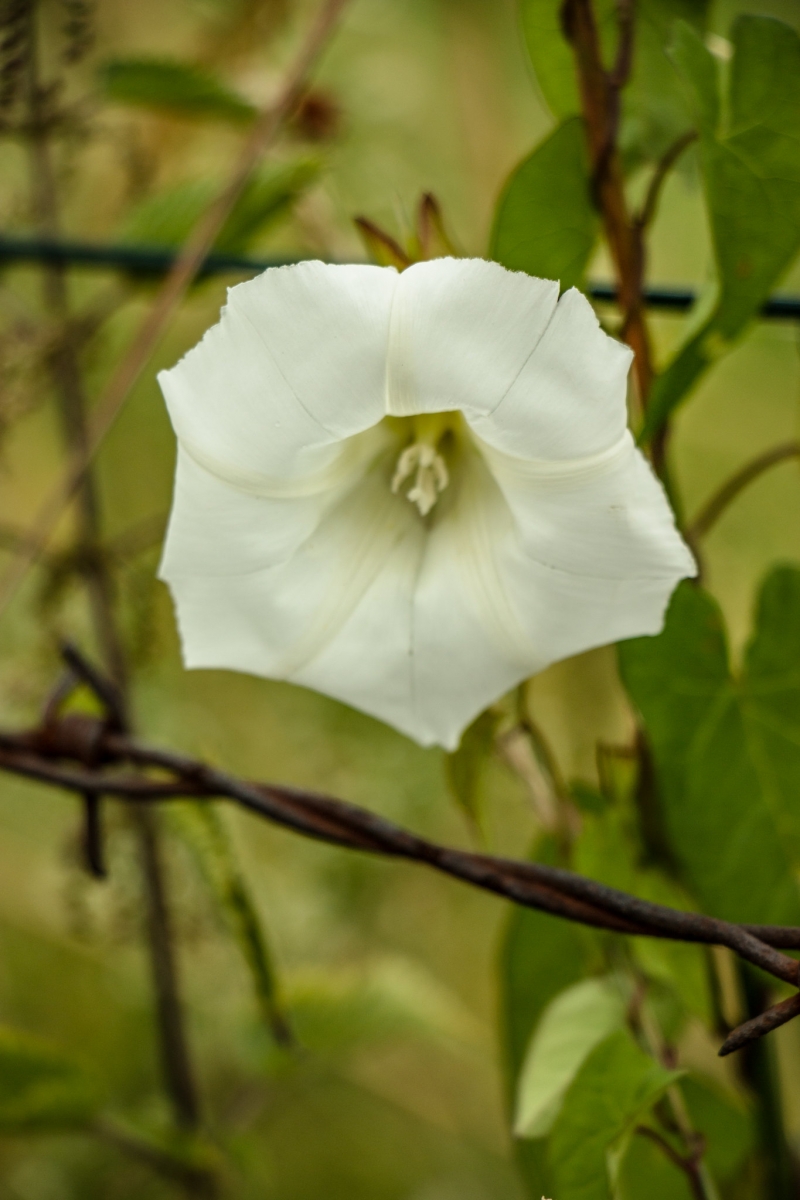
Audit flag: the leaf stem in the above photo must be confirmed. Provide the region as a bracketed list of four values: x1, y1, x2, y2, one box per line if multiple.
[635, 130, 698, 232]
[687, 441, 800, 542]
[634, 1126, 709, 1200]
[637, 1001, 719, 1200]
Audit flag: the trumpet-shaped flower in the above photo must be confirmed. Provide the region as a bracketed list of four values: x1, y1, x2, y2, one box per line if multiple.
[158, 258, 695, 750]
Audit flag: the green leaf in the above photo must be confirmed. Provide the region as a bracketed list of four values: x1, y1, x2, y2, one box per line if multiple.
[286, 956, 478, 1057]
[617, 1130, 696, 1199]
[100, 57, 256, 123]
[0, 1027, 99, 1132]
[643, 17, 800, 441]
[499, 838, 598, 1199]
[172, 802, 291, 1044]
[618, 570, 800, 925]
[491, 117, 598, 289]
[514, 976, 628, 1138]
[520, 0, 583, 120]
[445, 707, 500, 825]
[573, 800, 712, 1029]
[119, 159, 319, 256]
[682, 1076, 755, 1181]
[500, 841, 598, 1086]
[549, 1030, 682, 1200]
[520, 0, 709, 166]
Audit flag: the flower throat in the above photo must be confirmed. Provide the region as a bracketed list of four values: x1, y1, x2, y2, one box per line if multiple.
[390, 411, 461, 516]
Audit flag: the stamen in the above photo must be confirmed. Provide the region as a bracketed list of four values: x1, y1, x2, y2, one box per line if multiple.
[391, 441, 449, 516]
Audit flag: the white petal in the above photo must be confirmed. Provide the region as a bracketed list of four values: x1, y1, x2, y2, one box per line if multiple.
[163, 447, 529, 748]
[457, 438, 696, 678]
[385, 258, 559, 419]
[158, 261, 397, 482]
[163, 453, 422, 689]
[480, 432, 696, 582]
[468, 287, 633, 460]
[159, 261, 694, 751]
[291, 469, 538, 749]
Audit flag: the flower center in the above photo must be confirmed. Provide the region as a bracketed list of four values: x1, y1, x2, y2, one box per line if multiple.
[390, 412, 455, 516]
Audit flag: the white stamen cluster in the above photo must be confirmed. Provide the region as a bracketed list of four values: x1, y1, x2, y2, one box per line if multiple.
[391, 441, 449, 515]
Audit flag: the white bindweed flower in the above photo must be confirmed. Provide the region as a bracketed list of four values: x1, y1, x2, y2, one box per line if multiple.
[158, 258, 695, 750]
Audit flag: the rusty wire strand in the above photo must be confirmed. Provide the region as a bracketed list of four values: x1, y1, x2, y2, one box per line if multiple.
[1, 643, 799, 1058]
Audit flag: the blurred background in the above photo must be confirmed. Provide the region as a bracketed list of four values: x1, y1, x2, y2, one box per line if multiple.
[0, 0, 799, 1196]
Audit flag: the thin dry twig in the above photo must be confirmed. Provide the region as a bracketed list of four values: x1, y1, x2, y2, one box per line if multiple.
[0, 0, 350, 619]
[561, 0, 653, 403]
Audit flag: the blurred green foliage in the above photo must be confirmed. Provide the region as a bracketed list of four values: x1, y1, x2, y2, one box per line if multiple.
[101, 58, 258, 124]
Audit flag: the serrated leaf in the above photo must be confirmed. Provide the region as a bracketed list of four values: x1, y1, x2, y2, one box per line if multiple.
[618, 570, 800, 925]
[0, 1027, 99, 1132]
[119, 159, 319, 256]
[548, 1030, 682, 1200]
[100, 57, 256, 123]
[491, 117, 597, 289]
[643, 17, 800, 440]
[171, 802, 291, 1044]
[515, 976, 629, 1139]
[520, 0, 709, 166]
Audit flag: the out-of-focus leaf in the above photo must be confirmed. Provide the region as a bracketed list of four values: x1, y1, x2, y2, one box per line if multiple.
[520, 0, 586, 119]
[618, 570, 800, 925]
[520, 0, 709, 165]
[172, 802, 291, 1045]
[514, 976, 628, 1138]
[618, 1131, 695, 1199]
[0, 1027, 99, 1132]
[682, 1076, 755, 1181]
[574, 799, 712, 1028]
[445, 707, 500, 825]
[643, 17, 800, 441]
[491, 117, 597, 289]
[100, 57, 257, 123]
[285, 956, 479, 1057]
[354, 216, 411, 269]
[119, 159, 319, 256]
[500, 838, 598, 1199]
[413, 193, 459, 261]
[549, 1030, 682, 1200]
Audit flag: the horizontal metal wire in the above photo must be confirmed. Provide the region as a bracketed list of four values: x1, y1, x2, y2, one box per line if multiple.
[2, 234, 799, 319]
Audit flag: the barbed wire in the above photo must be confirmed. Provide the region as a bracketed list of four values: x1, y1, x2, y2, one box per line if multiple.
[0, 642, 797, 1059]
[1, 235, 800, 319]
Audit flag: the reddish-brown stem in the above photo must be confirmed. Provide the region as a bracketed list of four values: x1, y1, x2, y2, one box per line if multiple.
[561, 0, 653, 406]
